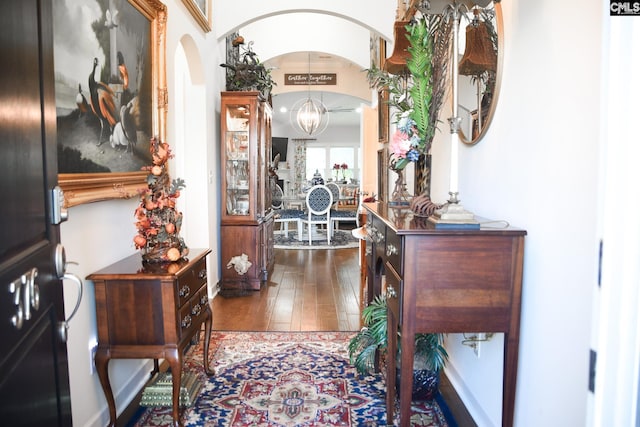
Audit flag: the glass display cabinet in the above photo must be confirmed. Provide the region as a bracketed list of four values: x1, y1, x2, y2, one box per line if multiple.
[219, 91, 274, 291]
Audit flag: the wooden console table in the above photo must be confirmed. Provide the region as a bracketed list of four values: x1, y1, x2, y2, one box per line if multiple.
[362, 203, 526, 427]
[87, 248, 213, 427]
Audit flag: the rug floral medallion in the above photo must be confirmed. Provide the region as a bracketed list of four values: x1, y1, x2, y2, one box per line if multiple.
[131, 332, 450, 426]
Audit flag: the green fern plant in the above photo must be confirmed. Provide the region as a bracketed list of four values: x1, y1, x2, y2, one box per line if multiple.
[348, 294, 448, 376]
[406, 16, 434, 150]
[348, 294, 388, 375]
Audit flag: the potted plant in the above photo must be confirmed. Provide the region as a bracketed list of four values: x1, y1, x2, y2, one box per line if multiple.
[220, 39, 275, 100]
[348, 294, 448, 401]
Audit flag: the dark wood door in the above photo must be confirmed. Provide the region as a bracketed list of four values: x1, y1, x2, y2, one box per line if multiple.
[0, 0, 72, 425]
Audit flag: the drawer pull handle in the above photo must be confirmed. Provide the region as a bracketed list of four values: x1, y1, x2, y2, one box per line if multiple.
[366, 225, 376, 240]
[386, 286, 397, 299]
[179, 285, 190, 298]
[181, 314, 192, 329]
[386, 244, 398, 256]
[191, 304, 202, 316]
[198, 269, 207, 279]
[200, 294, 208, 305]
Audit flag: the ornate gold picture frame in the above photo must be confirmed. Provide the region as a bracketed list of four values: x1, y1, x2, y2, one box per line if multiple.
[182, 0, 211, 32]
[54, 0, 167, 207]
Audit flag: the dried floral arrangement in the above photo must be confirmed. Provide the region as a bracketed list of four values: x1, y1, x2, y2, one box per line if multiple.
[133, 137, 188, 263]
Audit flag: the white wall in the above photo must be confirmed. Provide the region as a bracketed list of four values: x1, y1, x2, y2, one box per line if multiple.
[61, 199, 152, 427]
[434, 1, 602, 426]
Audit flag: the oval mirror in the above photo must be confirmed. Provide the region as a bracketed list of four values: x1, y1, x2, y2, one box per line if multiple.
[457, 1, 502, 145]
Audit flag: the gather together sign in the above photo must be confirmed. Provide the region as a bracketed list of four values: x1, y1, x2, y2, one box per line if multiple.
[284, 73, 337, 86]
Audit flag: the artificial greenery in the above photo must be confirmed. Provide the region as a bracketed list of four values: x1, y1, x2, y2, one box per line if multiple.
[348, 294, 389, 375]
[220, 41, 275, 97]
[406, 16, 433, 156]
[365, 14, 451, 171]
[348, 294, 448, 375]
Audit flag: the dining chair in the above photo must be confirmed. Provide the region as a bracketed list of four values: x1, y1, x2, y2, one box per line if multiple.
[325, 182, 341, 209]
[271, 182, 284, 210]
[272, 184, 303, 237]
[299, 185, 333, 245]
[330, 186, 359, 233]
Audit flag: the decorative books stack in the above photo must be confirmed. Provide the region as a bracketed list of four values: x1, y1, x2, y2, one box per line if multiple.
[140, 372, 202, 407]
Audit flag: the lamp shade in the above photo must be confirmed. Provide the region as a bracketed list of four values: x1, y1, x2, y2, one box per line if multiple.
[384, 20, 411, 75]
[459, 19, 496, 76]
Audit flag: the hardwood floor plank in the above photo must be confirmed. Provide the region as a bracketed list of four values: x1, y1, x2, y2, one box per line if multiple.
[213, 248, 360, 332]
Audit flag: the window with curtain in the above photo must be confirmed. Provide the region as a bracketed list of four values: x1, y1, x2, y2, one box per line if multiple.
[304, 146, 359, 182]
[305, 147, 326, 181]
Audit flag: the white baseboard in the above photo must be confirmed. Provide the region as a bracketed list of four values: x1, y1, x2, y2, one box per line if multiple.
[444, 363, 497, 427]
[85, 359, 155, 427]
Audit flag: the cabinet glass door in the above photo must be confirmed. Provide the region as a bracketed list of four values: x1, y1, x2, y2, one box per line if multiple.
[224, 103, 251, 216]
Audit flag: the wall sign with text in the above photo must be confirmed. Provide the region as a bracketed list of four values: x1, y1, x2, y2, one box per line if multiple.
[284, 73, 337, 86]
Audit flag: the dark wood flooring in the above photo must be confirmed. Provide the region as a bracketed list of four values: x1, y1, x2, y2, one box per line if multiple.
[212, 247, 362, 331]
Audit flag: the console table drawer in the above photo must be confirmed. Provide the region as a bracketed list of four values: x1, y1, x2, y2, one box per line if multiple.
[369, 215, 387, 260]
[385, 264, 402, 325]
[178, 285, 207, 338]
[176, 258, 207, 307]
[385, 229, 403, 274]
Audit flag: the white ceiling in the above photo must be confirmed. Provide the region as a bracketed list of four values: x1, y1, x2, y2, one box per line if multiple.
[265, 52, 371, 133]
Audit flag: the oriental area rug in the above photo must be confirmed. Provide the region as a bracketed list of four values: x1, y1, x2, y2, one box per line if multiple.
[273, 230, 359, 250]
[129, 331, 454, 427]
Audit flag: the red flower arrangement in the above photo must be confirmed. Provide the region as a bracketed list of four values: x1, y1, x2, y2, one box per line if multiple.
[134, 137, 188, 263]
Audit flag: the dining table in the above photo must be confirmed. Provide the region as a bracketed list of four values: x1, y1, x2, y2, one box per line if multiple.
[280, 195, 306, 210]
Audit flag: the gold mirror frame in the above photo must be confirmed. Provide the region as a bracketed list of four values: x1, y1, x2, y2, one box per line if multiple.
[57, 0, 167, 207]
[458, 1, 502, 145]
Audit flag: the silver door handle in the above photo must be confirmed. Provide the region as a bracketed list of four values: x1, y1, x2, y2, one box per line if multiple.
[54, 244, 83, 342]
[58, 273, 83, 343]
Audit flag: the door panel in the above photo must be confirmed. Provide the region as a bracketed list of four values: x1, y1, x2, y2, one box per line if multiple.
[0, 0, 72, 425]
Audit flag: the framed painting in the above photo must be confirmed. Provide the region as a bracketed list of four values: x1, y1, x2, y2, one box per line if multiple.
[182, 0, 211, 32]
[53, 0, 167, 207]
[378, 88, 389, 143]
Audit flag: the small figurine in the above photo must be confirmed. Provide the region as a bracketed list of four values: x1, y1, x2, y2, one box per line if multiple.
[311, 169, 324, 186]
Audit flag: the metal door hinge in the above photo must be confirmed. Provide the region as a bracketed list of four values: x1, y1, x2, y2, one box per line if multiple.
[589, 349, 596, 393]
